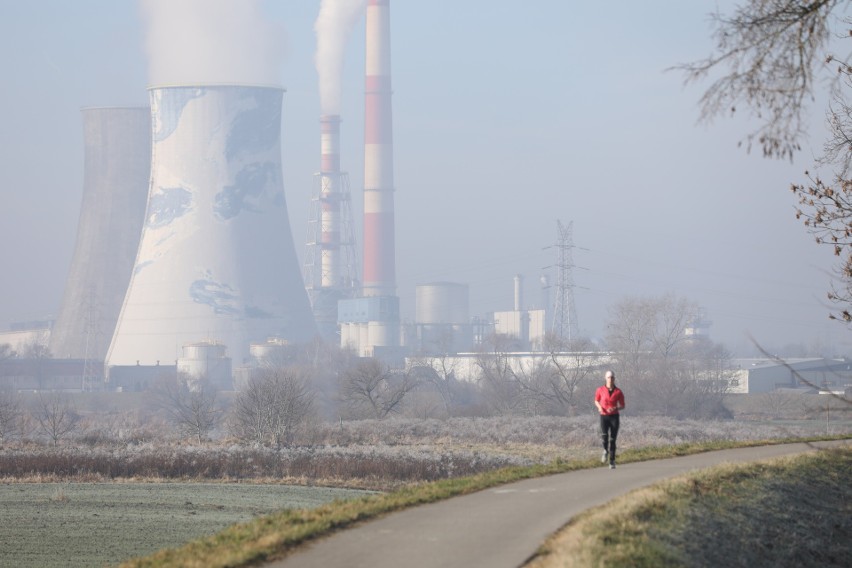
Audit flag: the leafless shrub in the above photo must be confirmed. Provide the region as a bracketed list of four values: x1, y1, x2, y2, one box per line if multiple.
[229, 366, 315, 449]
[0, 388, 21, 444]
[0, 415, 845, 484]
[151, 374, 223, 443]
[32, 392, 80, 448]
[338, 359, 419, 419]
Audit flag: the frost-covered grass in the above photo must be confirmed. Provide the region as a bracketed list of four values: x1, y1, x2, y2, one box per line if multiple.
[0, 482, 372, 568]
[1, 415, 847, 489]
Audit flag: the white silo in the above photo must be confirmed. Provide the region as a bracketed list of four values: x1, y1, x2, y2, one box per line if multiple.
[177, 340, 232, 390]
[106, 85, 316, 372]
[415, 282, 471, 354]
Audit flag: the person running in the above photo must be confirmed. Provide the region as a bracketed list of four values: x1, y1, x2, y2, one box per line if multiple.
[594, 370, 625, 469]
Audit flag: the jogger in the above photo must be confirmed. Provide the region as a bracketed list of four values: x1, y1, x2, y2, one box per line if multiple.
[594, 370, 625, 468]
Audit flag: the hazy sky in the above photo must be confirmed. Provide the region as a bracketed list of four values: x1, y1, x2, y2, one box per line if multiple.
[0, 1, 844, 356]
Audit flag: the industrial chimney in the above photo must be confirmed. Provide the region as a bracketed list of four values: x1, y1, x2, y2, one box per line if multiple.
[339, 0, 401, 357]
[106, 85, 316, 371]
[304, 115, 358, 341]
[50, 107, 151, 363]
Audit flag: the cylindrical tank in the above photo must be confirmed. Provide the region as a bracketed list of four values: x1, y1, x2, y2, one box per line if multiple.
[107, 85, 316, 370]
[415, 282, 469, 325]
[177, 340, 232, 389]
[249, 338, 292, 367]
[50, 107, 151, 361]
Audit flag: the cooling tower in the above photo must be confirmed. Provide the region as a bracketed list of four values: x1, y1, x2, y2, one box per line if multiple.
[106, 85, 316, 370]
[49, 107, 151, 361]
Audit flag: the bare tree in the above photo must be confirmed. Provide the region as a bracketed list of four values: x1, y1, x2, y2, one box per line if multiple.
[33, 392, 80, 448]
[407, 353, 465, 417]
[339, 359, 418, 419]
[605, 294, 734, 418]
[474, 334, 527, 415]
[0, 343, 15, 361]
[676, 0, 844, 160]
[679, 1, 852, 320]
[0, 388, 21, 443]
[230, 366, 315, 449]
[522, 335, 606, 416]
[152, 374, 222, 443]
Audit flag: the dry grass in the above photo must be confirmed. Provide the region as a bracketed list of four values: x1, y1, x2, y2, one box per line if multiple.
[527, 447, 852, 568]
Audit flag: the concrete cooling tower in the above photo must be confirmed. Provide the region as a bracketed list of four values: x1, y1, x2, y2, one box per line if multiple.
[49, 107, 151, 361]
[106, 85, 316, 370]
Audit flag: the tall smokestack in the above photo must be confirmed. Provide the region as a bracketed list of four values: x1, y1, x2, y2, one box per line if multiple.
[50, 107, 151, 361]
[514, 274, 524, 312]
[106, 85, 316, 369]
[337, 0, 400, 355]
[363, 0, 395, 299]
[305, 114, 357, 340]
[320, 115, 342, 288]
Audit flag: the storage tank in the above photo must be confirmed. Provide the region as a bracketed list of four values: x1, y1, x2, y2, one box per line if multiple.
[176, 340, 232, 390]
[50, 107, 151, 361]
[415, 282, 471, 354]
[106, 85, 316, 372]
[416, 282, 469, 324]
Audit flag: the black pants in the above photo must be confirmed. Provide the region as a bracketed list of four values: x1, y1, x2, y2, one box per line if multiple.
[600, 414, 620, 461]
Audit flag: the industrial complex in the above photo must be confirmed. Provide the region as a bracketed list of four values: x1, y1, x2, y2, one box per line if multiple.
[1, 0, 849, 398]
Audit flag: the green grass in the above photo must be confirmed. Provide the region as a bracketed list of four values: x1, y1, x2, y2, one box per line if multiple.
[118, 434, 850, 568]
[529, 446, 851, 567]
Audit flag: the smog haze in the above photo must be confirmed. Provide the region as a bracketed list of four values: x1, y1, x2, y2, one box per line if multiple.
[0, 0, 842, 356]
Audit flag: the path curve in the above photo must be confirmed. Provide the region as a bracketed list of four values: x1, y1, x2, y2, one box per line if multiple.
[269, 440, 848, 568]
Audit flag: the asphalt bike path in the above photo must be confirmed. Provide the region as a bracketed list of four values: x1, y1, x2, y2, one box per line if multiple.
[271, 440, 848, 568]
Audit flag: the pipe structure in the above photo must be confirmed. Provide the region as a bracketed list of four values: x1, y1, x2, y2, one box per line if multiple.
[106, 85, 316, 370]
[49, 107, 151, 362]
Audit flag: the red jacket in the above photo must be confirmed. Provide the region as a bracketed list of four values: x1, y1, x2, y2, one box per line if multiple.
[595, 386, 625, 416]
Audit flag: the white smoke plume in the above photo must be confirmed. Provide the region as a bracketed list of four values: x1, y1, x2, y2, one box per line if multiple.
[314, 0, 368, 115]
[139, 0, 287, 86]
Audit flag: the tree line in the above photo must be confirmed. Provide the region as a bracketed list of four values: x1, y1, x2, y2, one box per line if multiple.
[0, 293, 744, 449]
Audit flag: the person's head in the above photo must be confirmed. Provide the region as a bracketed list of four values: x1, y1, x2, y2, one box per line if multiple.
[605, 370, 615, 388]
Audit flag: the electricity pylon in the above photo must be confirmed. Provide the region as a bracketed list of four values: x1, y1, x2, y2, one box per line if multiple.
[552, 220, 580, 343]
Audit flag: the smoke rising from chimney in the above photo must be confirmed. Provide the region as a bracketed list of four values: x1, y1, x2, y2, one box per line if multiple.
[314, 0, 367, 114]
[139, 0, 286, 86]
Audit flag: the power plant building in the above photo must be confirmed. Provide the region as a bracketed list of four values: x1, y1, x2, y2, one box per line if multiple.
[492, 275, 547, 350]
[106, 85, 316, 374]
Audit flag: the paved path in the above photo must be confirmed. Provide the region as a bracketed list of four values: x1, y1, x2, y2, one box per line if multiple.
[270, 440, 848, 568]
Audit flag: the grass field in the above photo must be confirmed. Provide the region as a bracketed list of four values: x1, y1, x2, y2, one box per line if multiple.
[0, 483, 374, 568]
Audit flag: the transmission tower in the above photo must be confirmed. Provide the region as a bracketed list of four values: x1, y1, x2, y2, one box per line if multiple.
[303, 170, 359, 340]
[552, 220, 580, 343]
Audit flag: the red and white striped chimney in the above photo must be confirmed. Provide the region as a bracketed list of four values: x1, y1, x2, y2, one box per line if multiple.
[363, 0, 395, 298]
[320, 114, 342, 288]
